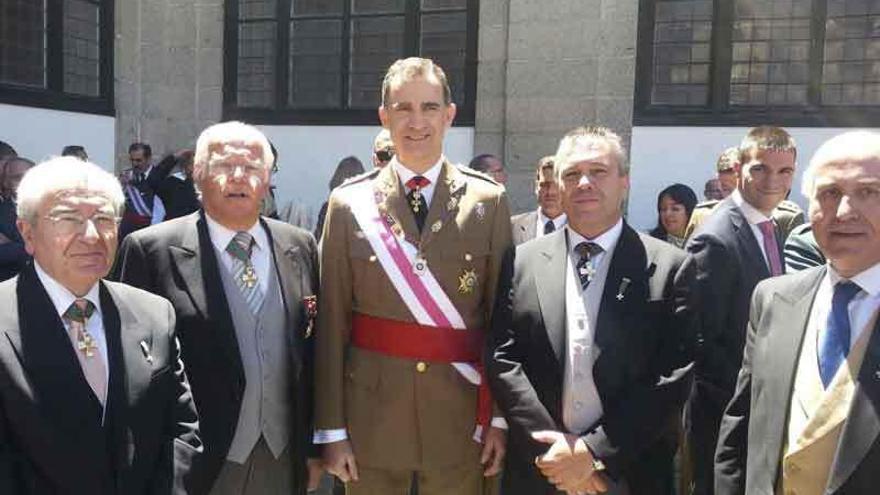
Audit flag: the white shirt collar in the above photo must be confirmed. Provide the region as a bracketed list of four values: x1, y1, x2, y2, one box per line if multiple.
[731, 189, 772, 225]
[392, 155, 444, 189]
[827, 261, 880, 297]
[33, 261, 102, 320]
[538, 210, 567, 229]
[566, 218, 623, 256]
[204, 212, 268, 256]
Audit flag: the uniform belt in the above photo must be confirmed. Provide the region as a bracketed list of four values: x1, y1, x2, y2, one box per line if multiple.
[350, 313, 494, 440]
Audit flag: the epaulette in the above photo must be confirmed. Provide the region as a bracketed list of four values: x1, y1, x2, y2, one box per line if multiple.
[455, 164, 500, 185]
[775, 199, 803, 214]
[693, 199, 720, 211]
[337, 168, 381, 188]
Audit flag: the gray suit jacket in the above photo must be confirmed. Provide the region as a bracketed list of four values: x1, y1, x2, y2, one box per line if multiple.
[511, 210, 538, 246]
[715, 266, 880, 494]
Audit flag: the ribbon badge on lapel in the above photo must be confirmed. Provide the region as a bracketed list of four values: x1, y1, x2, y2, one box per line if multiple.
[303, 295, 318, 338]
[616, 277, 631, 301]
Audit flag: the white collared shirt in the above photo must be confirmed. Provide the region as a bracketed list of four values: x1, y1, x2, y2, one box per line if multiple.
[810, 262, 880, 356]
[34, 261, 108, 383]
[392, 156, 444, 208]
[562, 219, 623, 434]
[205, 213, 271, 295]
[731, 189, 775, 269]
[536, 210, 567, 238]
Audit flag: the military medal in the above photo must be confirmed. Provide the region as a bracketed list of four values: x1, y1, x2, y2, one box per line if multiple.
[458, 269, 478, 294]
[76, 329, 98, 358]
[241, 264, 258, 288]
[475, 202, 485, 220]
[431, 220, 442, 233]
[447, 197, 458, 211]
[413, 256, 428, 275]
[579, 264, 596, 283]
[410, 188, 423, 213]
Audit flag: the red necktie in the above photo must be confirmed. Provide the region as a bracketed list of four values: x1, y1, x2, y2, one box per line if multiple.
[758, 220, 783, 276]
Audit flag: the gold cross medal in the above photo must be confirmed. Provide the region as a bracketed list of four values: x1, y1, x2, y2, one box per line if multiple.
[241, 264, 258, 288]
[410, 189, 422, 213]
[579, 264, 596, 282]
[77, 329, 98, 358]
[458, 269, 478, 294]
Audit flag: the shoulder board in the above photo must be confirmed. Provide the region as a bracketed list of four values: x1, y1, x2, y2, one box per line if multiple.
[337, 168, 381, 188]
[775, 199, 803, 213]
[694, 199, 720, 210]
[456, 164, 500, 185]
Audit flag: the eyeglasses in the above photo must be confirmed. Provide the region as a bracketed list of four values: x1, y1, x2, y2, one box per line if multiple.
[43, 213, 119, 235]
[211, 161, 265, 176]
[375, 149, 394, 162]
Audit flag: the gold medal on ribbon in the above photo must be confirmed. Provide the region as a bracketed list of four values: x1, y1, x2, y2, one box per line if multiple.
[241, 264, 258, 288]
[458, 269, 478, 294]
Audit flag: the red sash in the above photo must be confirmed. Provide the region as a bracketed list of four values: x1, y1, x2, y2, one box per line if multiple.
[351, 313, 493, 439]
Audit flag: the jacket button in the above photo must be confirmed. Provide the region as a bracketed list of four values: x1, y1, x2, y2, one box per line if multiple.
[416, 361, 428, 373]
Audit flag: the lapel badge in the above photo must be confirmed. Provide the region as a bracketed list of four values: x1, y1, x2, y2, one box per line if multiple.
[139, 340, 154, 364]
[616, 277, 631, 301]
[413, 256, 428, 276]
[303, 295, 318, 338]
[875, 369, 880, 380]
[474, 202, 486, 220]
[431, 220, 443, 233]
[447, 197, 459, 211]
[458, 269, 478, 294]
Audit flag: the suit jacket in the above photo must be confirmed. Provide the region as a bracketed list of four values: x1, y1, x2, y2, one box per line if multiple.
[114, 211, 319, 494]
[314, 160, 512, 469]
[0, 199, 28, 281]
[715, 266, 880, 494]
[487, 224, 696, 494]
[0, 265, 201, 494]
[511, 210, 538, 246]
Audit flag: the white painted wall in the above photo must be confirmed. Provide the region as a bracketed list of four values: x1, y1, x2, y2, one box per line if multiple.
[259, 125, 475, 229]
[628, 126, 879, 231]
[0, 103, 116, 171]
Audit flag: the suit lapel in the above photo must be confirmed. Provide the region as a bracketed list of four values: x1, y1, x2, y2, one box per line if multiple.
[827, 316, 880, 492]
[375, 165, 420, 245]
[168, 211, 244, 389]
[729, 203, 771, 279]
[535, 230, 568, 364]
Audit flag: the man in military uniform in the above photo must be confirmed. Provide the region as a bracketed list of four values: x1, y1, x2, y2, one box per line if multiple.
[686, 146, 804, 240]
[315, 57, 510, 495]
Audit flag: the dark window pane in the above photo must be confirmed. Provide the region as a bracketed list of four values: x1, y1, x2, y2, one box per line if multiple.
[63, 0, 100, 96]
[729, 0, 812, 106]
[650, 0, 713, 106]
[351, 0, 405, 14]
[289, 19, 343, 108]
[237, 21, 277, 107]
[421, 0, 466, 10]
[0, 0, 47, 88]
[240, 0, 277, 19]
[823, 0, 880, 105]
[421, 12, 467, 104]
[349, 15, 404, 108]
[291, 0, 343, 16]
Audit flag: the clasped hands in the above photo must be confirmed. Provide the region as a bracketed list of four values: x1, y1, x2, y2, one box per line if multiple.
[532, 430, 608, 495]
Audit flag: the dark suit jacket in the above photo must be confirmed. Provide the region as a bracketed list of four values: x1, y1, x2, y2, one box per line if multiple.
[511, 210, 538, 246]
[114, 210, 319, 495]
[715, 266, 880, 494]
[0, 265, 201, 494]
[487, 223, 696, 494]
[0, 199, 28, 281]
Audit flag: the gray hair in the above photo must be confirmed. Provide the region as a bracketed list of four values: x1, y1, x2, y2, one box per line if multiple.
[555, 126, 629, 177]
[801, 130, 880, 199]
[16, 156, 125, 223]
[193, 121, 273, 182]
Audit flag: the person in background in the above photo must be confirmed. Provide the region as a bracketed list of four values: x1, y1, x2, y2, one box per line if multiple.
[511, 155, 566, 245]
[703, 178, 724, 201]
[372, 129, 395, 169]
[313, 156, 365, 241]
[119, 142, 165, 239]
[784, 222, 826, 272]
[650, 183, 698, 249]
[61, 145, 89, 161]
[153, 150, 200, 221]
[0, 141, 16, 161]
[468, 154, 508, 186]
[0, 156, 35, 280]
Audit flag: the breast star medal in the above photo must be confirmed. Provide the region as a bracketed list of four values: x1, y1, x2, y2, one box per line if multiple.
[458, 269, 478, 294]
[241, 264, 258, 288]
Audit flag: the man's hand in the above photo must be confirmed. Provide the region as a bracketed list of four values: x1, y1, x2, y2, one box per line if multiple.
[322, 439, 359, 483]
[532, 430, 608, 494]
[480, 426, 506, 476]
[306, 458, 324, 492]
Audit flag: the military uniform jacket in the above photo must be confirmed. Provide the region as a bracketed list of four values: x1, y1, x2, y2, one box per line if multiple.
[314, 160, 512, 470]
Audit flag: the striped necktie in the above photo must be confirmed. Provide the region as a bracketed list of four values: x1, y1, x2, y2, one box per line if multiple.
[226, 231, 264, 314]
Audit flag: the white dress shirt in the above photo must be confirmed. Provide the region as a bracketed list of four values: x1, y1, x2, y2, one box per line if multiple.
[392, 155, 444, 208]
[536, 210, 567, 238]
[34, 262, 109, 384]
[731, 189, 774, 270]
[205, 213, 271, 296]
[562, 219, 622, 434]
[811, 262, 880, 356]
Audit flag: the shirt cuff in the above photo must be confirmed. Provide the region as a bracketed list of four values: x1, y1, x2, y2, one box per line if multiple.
[491, 417, 508, 430]
[313, 428, 348, 444]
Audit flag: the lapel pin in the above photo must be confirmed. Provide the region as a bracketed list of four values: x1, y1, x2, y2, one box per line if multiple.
[139, 341, 154, 364]
[474, 202, 485, 220]
[875, 369, 880, 380]
[616, 277, 631, 301]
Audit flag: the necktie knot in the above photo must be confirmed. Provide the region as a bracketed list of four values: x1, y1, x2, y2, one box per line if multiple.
[544, 219, 555, 235]
[406, 176, 430, 191]
[758, 220, 775, 235]
[575, 241, 603, 261]
[64, 298, 95, 324]
[227, 232, 254, 262]
[834, 280, 862, 304]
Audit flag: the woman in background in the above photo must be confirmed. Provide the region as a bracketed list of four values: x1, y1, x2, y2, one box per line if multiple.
[649, 183, 697, 249]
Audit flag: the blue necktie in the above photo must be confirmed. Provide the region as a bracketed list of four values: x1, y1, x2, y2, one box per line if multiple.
[818, 281, 862, 388]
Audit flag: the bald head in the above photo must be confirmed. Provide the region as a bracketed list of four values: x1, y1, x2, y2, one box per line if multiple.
[802, 130, 880, 198]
